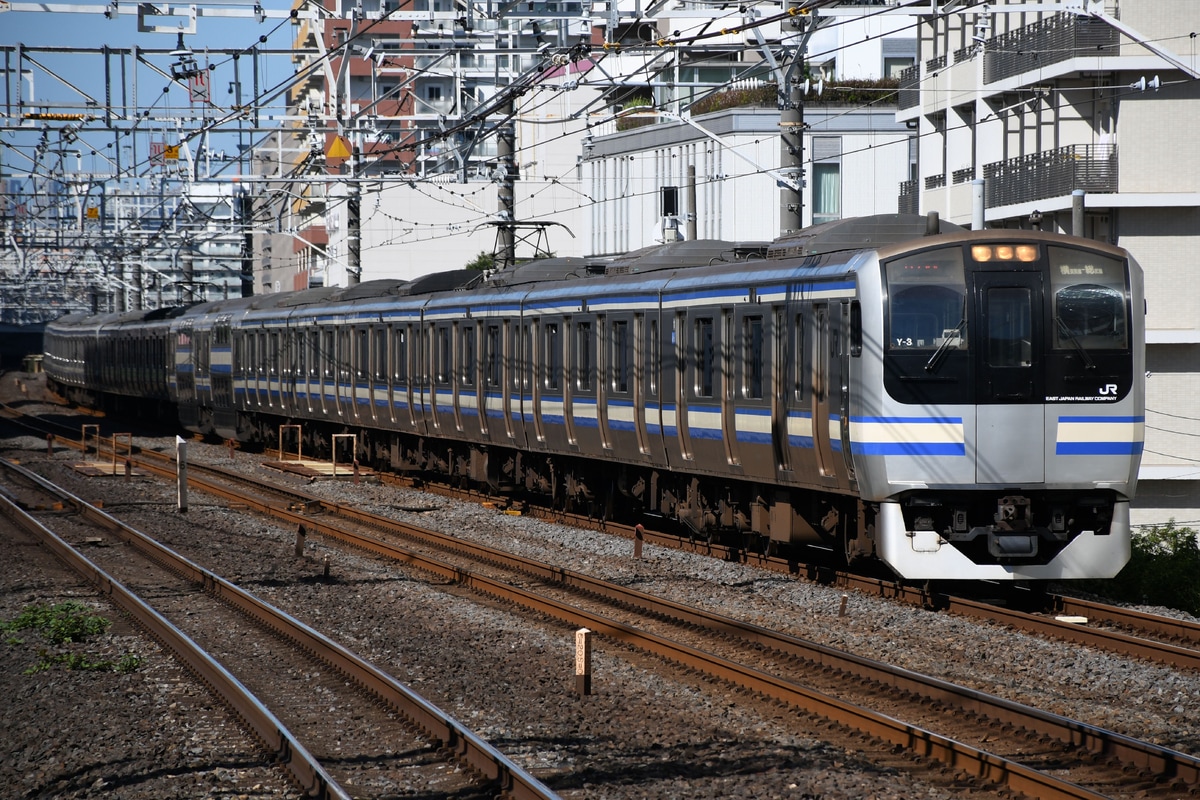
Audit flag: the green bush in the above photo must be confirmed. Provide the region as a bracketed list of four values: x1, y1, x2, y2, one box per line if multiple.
[2, 601, 141, 674]
[1085, 520, 1200, 615]
[2, 601, 110, 644]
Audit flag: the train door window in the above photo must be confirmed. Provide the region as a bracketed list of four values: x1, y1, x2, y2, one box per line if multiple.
[322, 330, 335, 379]
[986, 288, 1033, 367]
[460, 324, 475, 386]
[577, 321, 593, 391]
[675, 311, 693, 460]
[612, 320, 630, 393]
[694, 317, 715, 398]
[485, 324, 501, 387]
[793, 314, 805, 401]
[523, 324, 533, 393]
[356, 328, 369, 381]
[544, 323, 560, 390]
[297, 331, 307, 379]
[850, 302, 862, 357]
[647, 319, 658, 398]
[374, 328, 386, 381]
[311, 329, 322, 379]
[744, 315, 764, 399]
[393, 327, 407, 384]
[435, 326, 450, 385]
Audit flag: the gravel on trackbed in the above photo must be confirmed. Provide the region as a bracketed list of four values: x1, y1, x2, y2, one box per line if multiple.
[2, 374, 1198, 799]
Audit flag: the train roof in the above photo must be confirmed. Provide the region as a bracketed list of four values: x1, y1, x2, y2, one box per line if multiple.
[605, 239, 770, 275]
[767, 213, 966, 259]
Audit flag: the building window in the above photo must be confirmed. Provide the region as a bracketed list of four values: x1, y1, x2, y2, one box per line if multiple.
[426, 85, 442, 101]
[813, 163, 841, 225]
[884, 56, 915, 78]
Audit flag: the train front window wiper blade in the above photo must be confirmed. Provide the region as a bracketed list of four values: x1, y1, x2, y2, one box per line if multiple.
[924, 318, 965, 374]
[1055, 317, 1096, 370]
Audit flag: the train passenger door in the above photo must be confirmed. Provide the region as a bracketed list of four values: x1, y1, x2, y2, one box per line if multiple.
[973, 271, 1045, 484]
[809, 304, 840, 482]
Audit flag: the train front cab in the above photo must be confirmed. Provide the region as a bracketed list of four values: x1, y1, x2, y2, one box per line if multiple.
[862, 233, 1143, 581]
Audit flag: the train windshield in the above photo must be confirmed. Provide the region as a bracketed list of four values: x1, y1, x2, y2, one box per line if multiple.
[1048, 247, 1128, 351]
[884, 247, 967, 354]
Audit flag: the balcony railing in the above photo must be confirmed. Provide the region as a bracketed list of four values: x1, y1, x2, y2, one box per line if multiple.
[898, 64, 919, 110]
[982, 144, 1117, 208]
[952, 167, 974, 185]
[983, 13, 1118, 84]
[898, 179, 918, 215]
[924, 173, 946, 190]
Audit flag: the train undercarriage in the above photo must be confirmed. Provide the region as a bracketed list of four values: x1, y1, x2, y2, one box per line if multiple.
[237, 409, 874, 565]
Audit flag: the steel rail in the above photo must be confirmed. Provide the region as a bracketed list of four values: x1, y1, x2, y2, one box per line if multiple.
[941, 595, 1200, 673]
[0, 473, 349, 800]
[87, 453, 1184, 798]
[0, 456, 560, 800]
[1052, 595, 1200, 648]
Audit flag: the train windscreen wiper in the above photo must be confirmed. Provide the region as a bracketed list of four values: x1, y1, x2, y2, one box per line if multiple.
[1055, 317, 1096, 370]
[924, 318, 965, 373]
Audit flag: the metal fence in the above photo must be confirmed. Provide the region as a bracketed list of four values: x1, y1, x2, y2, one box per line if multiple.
[898, 179, 917, 215]
[983, 13, 1118, 84]
[983, 144, 1117, 208]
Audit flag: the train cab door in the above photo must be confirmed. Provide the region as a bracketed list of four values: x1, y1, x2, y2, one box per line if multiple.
[809, 304, 840, 484]
[972, 271, 1045, 484]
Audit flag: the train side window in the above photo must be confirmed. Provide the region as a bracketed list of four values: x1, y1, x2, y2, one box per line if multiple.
[297, 331, 307, 378]
[544, 323, 560, 390]
[744, 315, 763, 399]
[694, 317, 714, 398]
[612, 320, 630, 393]
[577, 321, 593, 391]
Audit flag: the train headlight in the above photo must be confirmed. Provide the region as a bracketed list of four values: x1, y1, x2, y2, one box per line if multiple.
[971, 244, 1040, 263]
[1016, 244, 1038, 262]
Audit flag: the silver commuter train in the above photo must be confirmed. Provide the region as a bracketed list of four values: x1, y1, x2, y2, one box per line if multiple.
[44, 214, 1145, 581]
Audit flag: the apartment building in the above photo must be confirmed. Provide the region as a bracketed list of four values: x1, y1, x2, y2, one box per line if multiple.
[898, 0, 1200, 526]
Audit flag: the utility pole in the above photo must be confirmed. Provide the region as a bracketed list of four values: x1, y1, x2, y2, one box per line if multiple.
[779, 1, 808, 236]
[237, 188, 254, 297]
[346, 141, 362, 287]
[496, 98, 517, 271]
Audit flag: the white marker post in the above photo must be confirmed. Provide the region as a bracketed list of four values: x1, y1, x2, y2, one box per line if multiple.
[176, 436, 188, 513]
[575, 628, 592, 696]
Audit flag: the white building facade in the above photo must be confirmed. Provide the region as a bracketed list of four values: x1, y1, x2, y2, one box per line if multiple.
[583, 103, 913, 255]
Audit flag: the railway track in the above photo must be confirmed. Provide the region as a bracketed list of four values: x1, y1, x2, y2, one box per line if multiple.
[0, 456, 558, 800]
[6, 424, 1199, 799]
[14, 398, 1200, 677]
